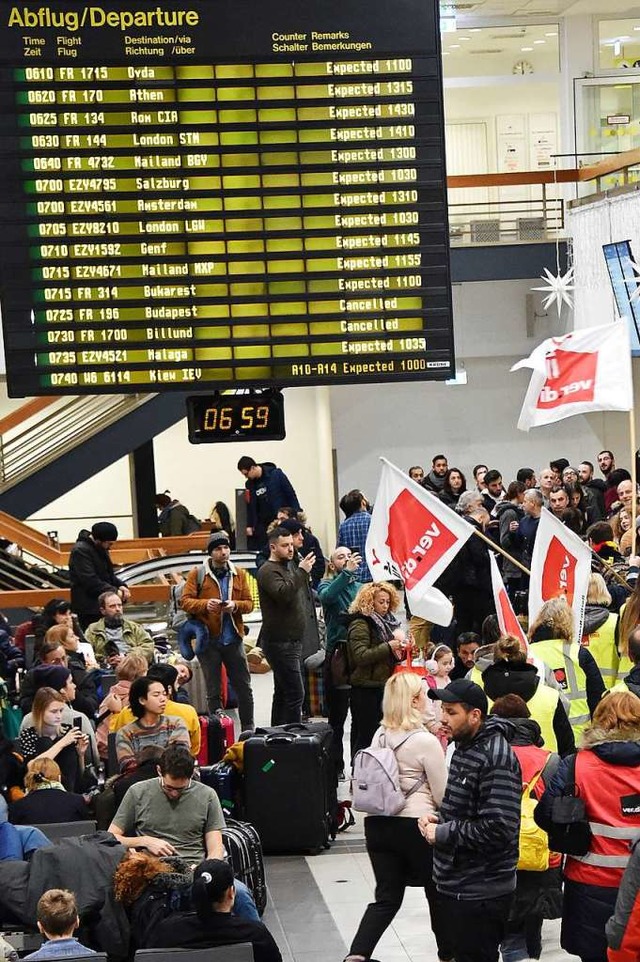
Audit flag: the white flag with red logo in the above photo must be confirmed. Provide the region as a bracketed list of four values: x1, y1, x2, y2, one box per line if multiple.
[365, 459, 474, 626]
[528, 508, 591, 642]
[489, 553, 528, 652]
[511, 321, 632, 431]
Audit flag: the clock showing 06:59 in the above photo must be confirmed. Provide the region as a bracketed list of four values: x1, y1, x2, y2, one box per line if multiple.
[186, 390, 286, 443]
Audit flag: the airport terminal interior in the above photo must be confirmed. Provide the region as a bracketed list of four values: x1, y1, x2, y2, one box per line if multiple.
[0, 0, 640, 961]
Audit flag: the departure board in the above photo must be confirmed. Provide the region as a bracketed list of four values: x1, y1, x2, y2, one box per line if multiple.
[0, 0, 454, 396]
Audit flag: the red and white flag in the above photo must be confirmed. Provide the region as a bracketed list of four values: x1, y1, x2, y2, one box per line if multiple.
[365, 459, 474, 626]
[489, 553, 528, 652]
[528, 508, 591, 642]
[511, 322, 632, 431]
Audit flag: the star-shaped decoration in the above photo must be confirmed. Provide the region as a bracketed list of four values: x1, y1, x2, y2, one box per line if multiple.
[532, 267, 575, 316]
[623, 256, 640, 303]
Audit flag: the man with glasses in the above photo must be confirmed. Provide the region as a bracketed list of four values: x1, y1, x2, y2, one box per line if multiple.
[108, 746, 259, 919]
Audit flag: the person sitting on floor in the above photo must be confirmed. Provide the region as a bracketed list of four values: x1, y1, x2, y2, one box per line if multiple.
[23, 889, 95, 960]
[145, 858, 282, 962]
[8, 758, 89, 825]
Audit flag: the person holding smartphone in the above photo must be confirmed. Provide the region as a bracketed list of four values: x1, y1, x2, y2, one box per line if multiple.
[19, 687, 89, 793]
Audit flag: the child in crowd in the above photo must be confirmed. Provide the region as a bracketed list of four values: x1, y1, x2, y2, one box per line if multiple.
[423, 644, 454, 750]
[24, 890, 95, 960]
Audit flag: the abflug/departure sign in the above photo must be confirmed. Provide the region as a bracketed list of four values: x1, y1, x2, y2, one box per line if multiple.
[0, 0, 454, 396]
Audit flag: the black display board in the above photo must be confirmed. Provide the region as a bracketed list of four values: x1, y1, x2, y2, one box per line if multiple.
[0, 0, 454, 395]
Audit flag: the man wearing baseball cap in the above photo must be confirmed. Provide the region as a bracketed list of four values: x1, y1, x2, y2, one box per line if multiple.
[69, 522, 131, 629]
[418, 679, 521, 962]
[181, 530, 255, 731]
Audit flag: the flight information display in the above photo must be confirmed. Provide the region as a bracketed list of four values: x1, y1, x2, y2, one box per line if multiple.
[0, 0, 454, 395]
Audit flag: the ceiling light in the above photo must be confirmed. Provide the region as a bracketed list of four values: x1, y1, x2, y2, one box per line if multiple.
[470, 28, 481, 32]
[442, 51, 450, 55]
[459, 36, 471, 41]
[635, 26, 640, 31]
[521, 46, 533, 51]
[545, 31, 557, 36]
[450, 43, 460, 48]
[534, 39, 545, 44]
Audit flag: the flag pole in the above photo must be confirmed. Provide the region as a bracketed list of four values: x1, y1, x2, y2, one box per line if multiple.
[591, 549, 633, 593]
[471, 528, 531, 576]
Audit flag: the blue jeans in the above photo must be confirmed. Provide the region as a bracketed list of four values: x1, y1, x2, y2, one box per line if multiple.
[233, 879, 259, 921]
[261, 640, 303, 725]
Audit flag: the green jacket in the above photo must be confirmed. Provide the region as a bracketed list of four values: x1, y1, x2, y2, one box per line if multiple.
[346, 615, 395, 688]
[317, 570, 360, 655]
[85, 617, 154, 664]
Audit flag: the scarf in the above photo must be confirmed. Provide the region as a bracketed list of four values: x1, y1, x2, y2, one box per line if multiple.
[368, 609, 400, 643]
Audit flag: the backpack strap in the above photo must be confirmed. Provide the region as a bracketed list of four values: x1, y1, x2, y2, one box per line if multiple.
[390, 729, 428, 798]
[197, 563, 207, 592]
[523, 769, 544, 800]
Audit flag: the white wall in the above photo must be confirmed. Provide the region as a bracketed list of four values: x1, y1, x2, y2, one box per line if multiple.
[329, 278, 631, 500]
[16, 385, 336, 550]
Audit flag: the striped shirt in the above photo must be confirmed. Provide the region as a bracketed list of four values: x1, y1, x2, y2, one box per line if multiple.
[115, 714, 190, 771]
[433, 718, 521, 900]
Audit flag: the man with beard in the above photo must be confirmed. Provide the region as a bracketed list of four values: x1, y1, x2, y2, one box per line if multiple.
[69, 522, 131, 628]
[421, 454, 448, 495]
[85, 592, 154, 667]
[418, 680, 521, 962]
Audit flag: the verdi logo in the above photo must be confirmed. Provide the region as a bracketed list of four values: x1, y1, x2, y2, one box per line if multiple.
[385, 489, 456, 590]
[541, 535, 577, 604]
[536, 348, 597, 409]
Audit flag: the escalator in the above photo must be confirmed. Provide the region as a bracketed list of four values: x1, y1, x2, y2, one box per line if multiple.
[0, 391, 191, 517]
[0, 550, 69, 591]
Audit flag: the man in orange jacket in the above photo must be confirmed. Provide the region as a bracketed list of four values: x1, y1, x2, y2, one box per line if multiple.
[181, 530, 255, 731]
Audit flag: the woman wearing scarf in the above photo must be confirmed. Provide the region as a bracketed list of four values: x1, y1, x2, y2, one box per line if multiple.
[8, 757, 89, 824]
[346, 582, 405, 755]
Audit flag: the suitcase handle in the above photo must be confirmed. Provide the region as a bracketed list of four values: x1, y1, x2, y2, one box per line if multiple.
[264, 733, 297, 744]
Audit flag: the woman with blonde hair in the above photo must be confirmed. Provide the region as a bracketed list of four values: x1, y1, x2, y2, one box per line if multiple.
[528, 596, 605, 737]
[8, 757, 89, 825]
[346, 582, 405, 754]
[18, 688, 88, 792]
[536, 691, 640, 962]
[346, 672, 451, 962]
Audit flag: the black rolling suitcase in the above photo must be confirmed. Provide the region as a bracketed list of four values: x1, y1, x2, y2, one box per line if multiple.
[222, 817, 267, 916]
[243, 722, 336, 854]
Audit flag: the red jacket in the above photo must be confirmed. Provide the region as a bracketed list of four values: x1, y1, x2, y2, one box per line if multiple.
[565, 750, 640, 889]
[608, 837, 640, 962]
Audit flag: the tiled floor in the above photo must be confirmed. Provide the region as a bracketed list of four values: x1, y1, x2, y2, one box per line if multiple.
[244, 671, 579, 962]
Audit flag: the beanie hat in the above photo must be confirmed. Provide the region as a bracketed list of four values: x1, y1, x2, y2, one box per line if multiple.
[91, 521, 118, 542]
[207, 530, 231, 553]
[33, 665, 70, 693]
[280, 518, 304, 535]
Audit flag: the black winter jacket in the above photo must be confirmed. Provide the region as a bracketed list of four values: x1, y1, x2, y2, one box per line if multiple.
[482, 660, 575, 757]
[69, 532, 125, 623]
[433, 717, 521, 899]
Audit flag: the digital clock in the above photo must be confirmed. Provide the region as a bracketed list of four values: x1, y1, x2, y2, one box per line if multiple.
[187, 391, 286, 444]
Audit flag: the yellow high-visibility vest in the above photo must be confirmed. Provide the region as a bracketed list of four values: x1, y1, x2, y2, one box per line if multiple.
[582, 613, 619, 689]
[471, 664, 559, 751]
[531, 638, 590, 736]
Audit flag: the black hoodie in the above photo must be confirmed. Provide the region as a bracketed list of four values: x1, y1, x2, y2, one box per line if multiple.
[621, 663, 640, 697]
[482, 660, 576, 757]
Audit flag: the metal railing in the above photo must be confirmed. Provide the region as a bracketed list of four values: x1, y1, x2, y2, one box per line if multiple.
[0, 393, 153, 492]
[443, 148, 640, 246]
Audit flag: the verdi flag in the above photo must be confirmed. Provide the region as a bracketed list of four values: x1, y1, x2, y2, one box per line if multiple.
[528, 507, 591, 642]
[511, 322, 633, 431]
[489, 552, 528, 652]
[365, 458, 473, 626]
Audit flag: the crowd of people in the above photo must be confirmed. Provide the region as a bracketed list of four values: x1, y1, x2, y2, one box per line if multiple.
[0, 448, 639, 962]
